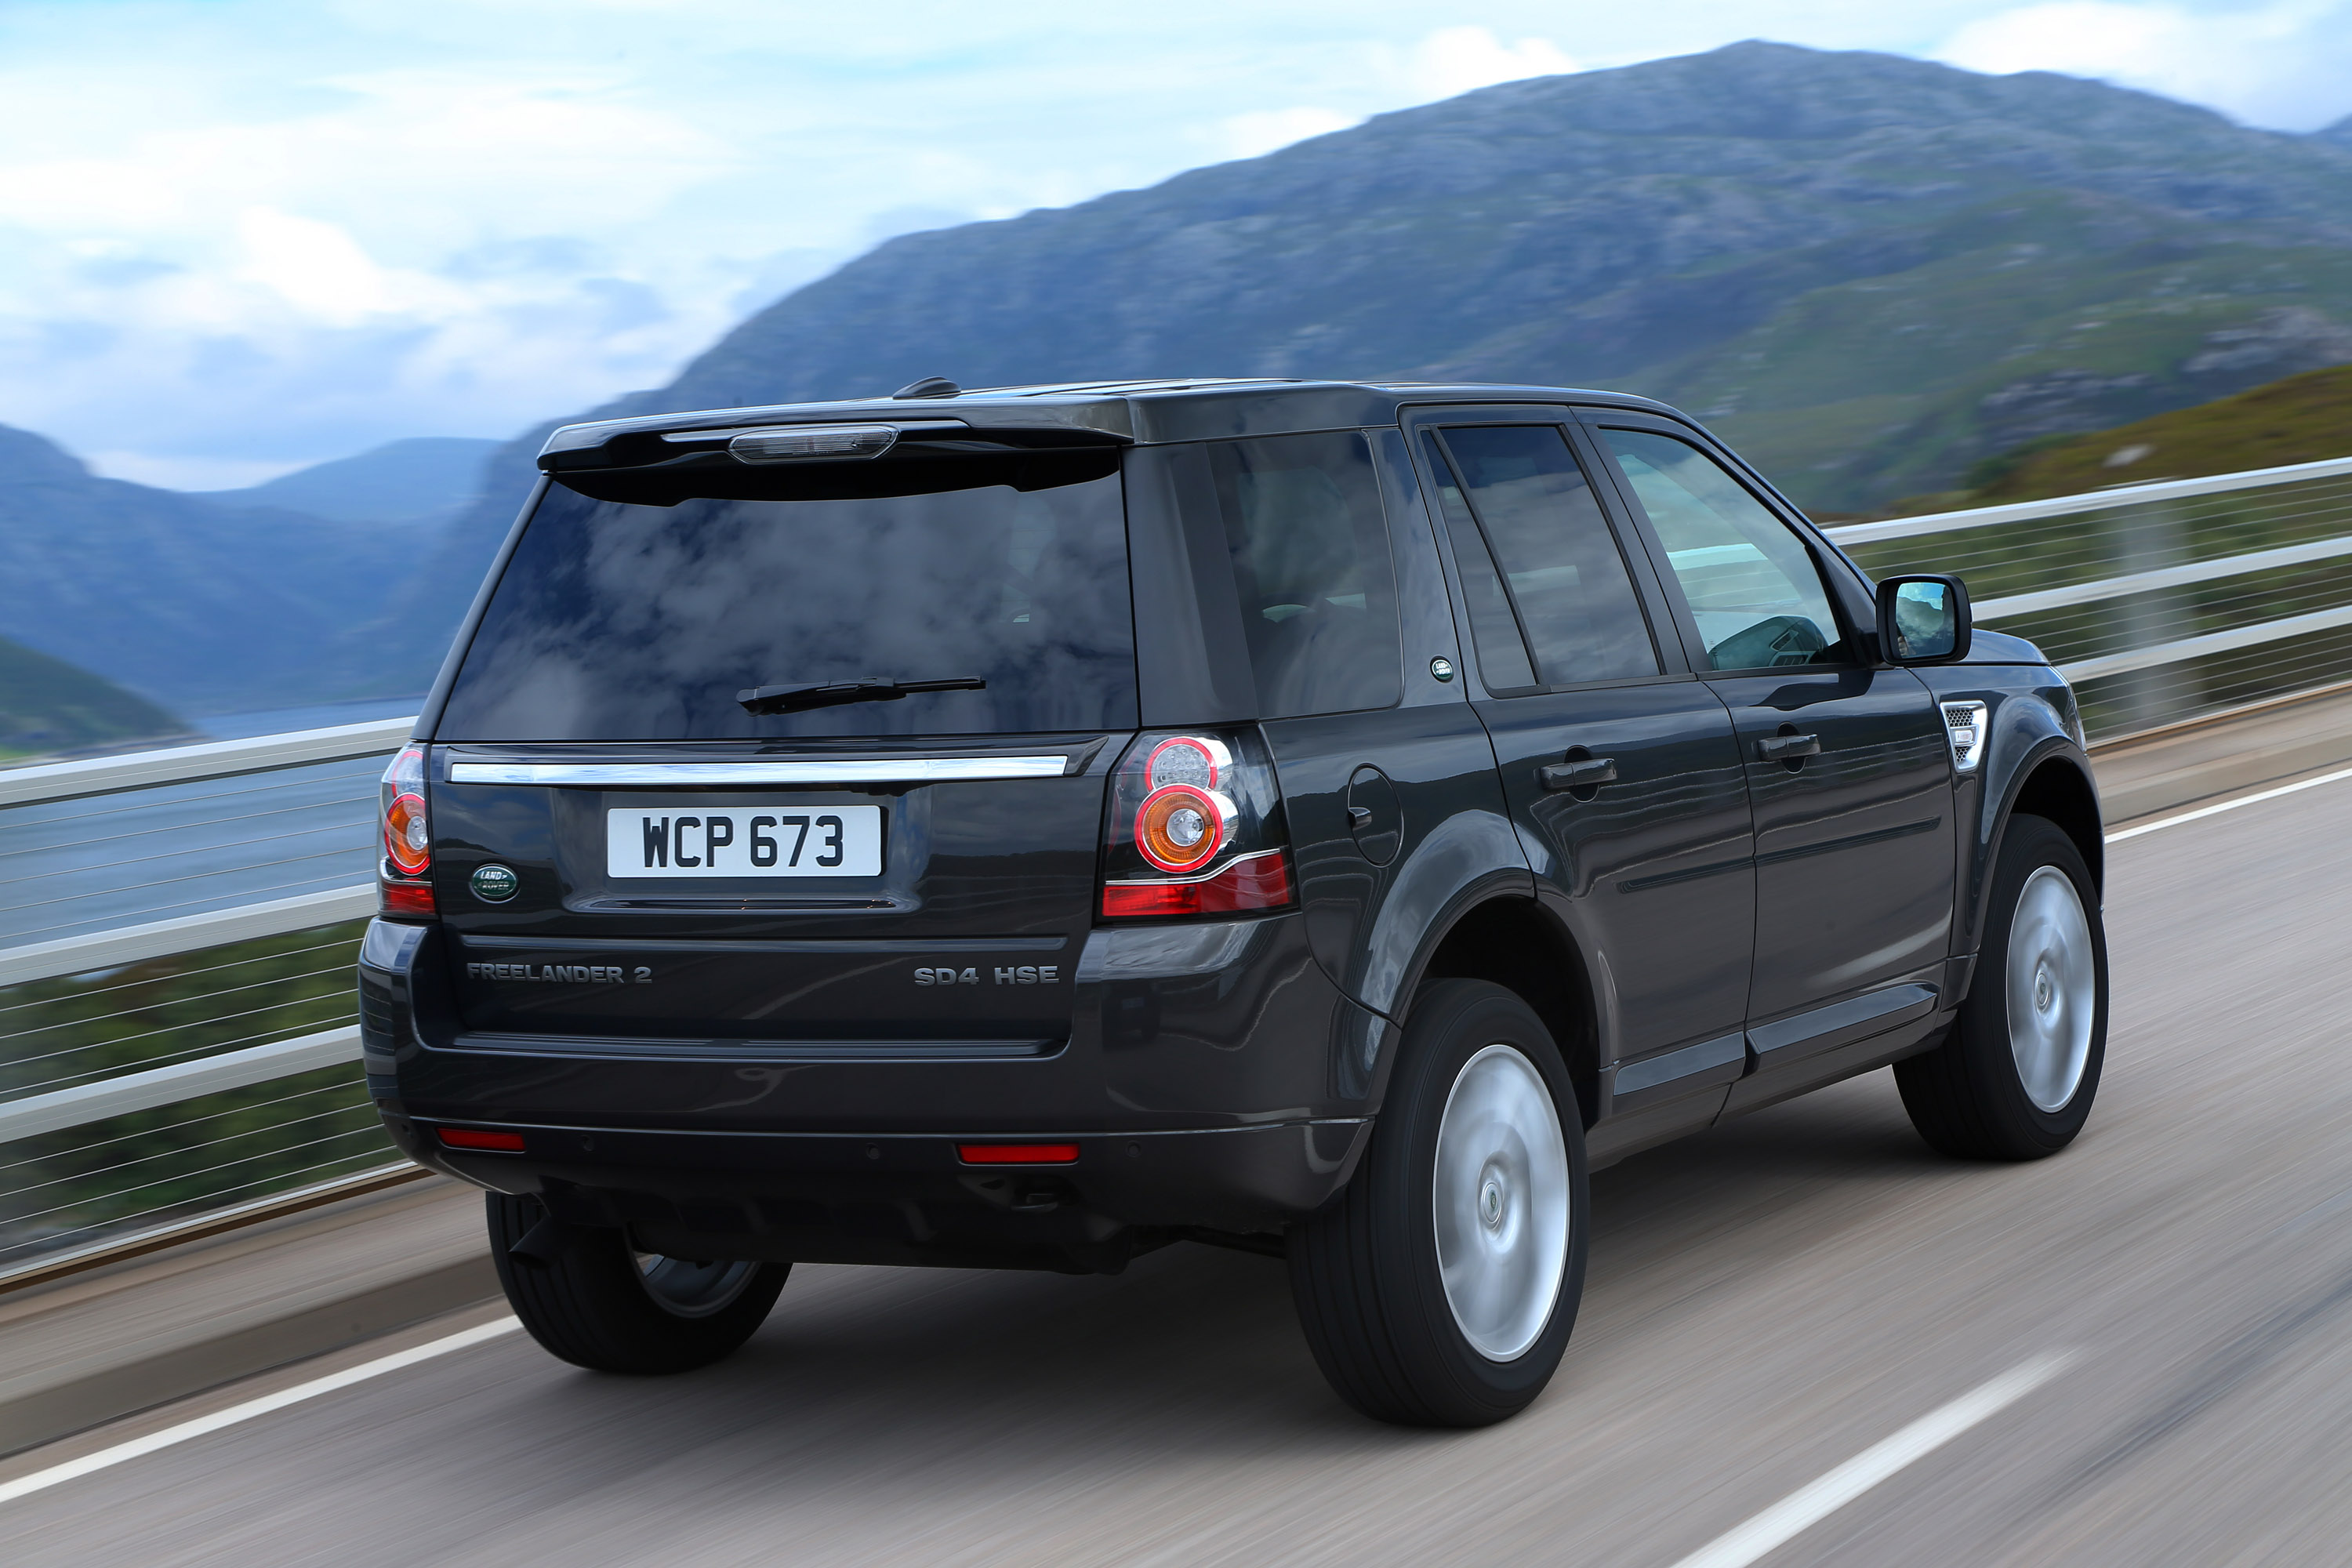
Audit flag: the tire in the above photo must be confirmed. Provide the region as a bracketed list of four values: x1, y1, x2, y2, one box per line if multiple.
[1896, 814, 2107, 1160]
[1289, 979, 1589, 1427]
[486, 1192, 789, 1374]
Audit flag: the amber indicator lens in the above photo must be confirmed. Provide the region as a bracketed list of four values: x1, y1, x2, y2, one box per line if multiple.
[383, 793, 430, 874]
[1135, 784, 1230, 873]
[378, 742, 431, 882]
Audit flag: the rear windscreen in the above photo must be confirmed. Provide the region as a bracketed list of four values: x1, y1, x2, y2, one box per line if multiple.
[435, 449, 1136, 741]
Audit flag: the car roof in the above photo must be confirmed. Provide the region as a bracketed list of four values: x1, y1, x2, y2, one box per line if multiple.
[536, 377, 1690, 468]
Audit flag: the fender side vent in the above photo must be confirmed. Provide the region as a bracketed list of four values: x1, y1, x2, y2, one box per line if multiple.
[1942, 701, 1988, 772]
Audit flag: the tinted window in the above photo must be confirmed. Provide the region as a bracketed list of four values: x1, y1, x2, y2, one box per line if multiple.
[1599, 430, 1847, 671]
[437, 451, 1135, 740]
[1433, 426, 1660, 687]
[1421, 434, 1537, 692]
[1204, 431, 1402, 717]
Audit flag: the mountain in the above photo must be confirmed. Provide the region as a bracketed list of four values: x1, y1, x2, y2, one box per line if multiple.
[391, 42, 2352, 686]
[191, 437, 499, 527]
[1951, 362, 2352, 506]
[643, 42, 2352, 506]
[0, 426, 421, 715]
[2318, 115, 2352, 150]
[0, 633, 194, 759]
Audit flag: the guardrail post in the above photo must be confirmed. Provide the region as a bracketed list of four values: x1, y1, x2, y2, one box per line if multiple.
[2109, 498, 2199, 732]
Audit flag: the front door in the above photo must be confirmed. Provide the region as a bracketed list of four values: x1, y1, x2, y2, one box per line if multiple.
[1585, 416, 1956, 1080]
[1409, 412, 1755, 1124]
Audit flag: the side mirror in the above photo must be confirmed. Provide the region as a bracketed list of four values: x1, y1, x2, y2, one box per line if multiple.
[1876, 574, 1970, 664]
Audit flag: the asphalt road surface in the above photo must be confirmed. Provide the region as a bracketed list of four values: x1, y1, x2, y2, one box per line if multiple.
[8, 776, 2352, 1566]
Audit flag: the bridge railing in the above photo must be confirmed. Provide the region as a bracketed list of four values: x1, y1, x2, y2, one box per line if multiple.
[2, 452, 2349, 1282]
[0, 720, 415, 1282]
[1826, 454, 2352, 739]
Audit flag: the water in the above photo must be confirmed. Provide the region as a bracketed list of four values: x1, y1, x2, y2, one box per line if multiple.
[194, 699, 423, 741]
[0, 757, 383, 949]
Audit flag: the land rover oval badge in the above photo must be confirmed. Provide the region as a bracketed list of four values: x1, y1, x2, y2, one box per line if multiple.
[470, 864, 520, 903]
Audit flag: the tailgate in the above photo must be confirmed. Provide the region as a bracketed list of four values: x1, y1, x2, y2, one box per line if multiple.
[428, 739, 1116, 1049]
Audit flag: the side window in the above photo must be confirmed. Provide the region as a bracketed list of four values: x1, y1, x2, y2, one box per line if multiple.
[1421, 434, 1537, 691]
[1429, 425, 1661, 688]
[1599, 429, 1849, 671]
[1203, 430, 1403, 717]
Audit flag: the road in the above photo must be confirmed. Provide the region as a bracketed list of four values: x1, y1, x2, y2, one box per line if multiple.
[6, 775, 2352, 1566]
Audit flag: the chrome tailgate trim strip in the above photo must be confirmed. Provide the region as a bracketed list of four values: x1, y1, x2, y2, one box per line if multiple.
[447, 757, 1073, 786]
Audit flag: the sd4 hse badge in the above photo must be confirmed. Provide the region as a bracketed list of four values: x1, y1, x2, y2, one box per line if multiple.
[913, 964, 1062, 986]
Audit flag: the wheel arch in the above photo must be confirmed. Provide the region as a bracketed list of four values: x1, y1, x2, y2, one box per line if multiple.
[1380, 894, 1602, 1129]
[2008, 753, 2104, 891]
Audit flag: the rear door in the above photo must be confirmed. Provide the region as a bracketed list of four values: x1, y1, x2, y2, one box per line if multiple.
[1583, 413, 1956, 1081]
[419, 439, 1136, 1051]
[1405, 408, 1755, 1123]
[1156, 427, 1501, 1103]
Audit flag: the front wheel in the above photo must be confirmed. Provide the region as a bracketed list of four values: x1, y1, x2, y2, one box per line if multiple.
[487, 1193, 789, 1374]
[1896, 814, 2107, 1160]
[1288, 979, 1588, 1426]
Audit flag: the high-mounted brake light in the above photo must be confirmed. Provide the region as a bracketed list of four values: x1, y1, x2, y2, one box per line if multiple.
[1100, 729, 1293, 920]
[379, 743, 435, 919]
[728, 424, 898, 463]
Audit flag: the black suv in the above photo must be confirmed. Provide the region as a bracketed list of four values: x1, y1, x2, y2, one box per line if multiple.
[361, 379, 2108, 1426]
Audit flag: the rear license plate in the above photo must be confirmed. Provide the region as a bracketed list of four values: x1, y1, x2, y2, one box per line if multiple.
[606, 807, 883, 878]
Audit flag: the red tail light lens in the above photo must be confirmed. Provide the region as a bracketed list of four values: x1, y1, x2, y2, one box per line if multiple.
[381, 880, 437, 916]
[1101, 729, 1293, 920]
[379, 743, 434, 918]
[1099, 851, 1293, 918]
[438, 1127, 526, 1152]
[957, 1143, 1079, 1164]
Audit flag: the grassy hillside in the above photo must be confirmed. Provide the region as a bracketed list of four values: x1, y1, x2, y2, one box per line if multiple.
[1970, 363, 2352, 503]
[0, 634, 192, 759]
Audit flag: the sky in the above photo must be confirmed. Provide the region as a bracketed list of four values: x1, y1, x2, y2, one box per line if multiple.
[2, 0, 2348, 489]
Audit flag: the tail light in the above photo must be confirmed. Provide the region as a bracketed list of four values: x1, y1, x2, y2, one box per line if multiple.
[1100, 729, 1293, 919]
[379, 743, 436, 918]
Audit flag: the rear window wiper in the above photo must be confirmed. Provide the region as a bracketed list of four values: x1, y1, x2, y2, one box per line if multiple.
[735, 676, 987, 716]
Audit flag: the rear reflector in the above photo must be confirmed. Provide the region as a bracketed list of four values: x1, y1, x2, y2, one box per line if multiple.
[437, 1127, 525, 1152]
[1101, 850, 1293, 919]
[957, 1143, 1079, 1165]
[380, 879, 437, 916]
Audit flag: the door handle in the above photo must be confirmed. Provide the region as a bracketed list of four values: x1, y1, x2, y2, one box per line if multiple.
[1755, 733, 1822, 761]
[1346, 806, 1374, 829]
[1538, 756, 1618, 792]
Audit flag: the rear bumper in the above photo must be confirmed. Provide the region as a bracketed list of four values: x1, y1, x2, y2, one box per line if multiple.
[387, 1116, 1368, 1262]
[359, 914, 1383, 1243]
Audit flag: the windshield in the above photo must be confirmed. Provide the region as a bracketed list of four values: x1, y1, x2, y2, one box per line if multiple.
[435, 449, 1137, 740]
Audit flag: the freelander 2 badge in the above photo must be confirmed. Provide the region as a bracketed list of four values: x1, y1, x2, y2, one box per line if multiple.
[470, 863, 520, 902]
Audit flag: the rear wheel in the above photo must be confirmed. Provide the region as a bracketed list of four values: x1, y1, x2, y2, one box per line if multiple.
[1289, 980, 1588, 1427]
[486, 1193, 789, 1374]
[1896, 814, 2107, 1160]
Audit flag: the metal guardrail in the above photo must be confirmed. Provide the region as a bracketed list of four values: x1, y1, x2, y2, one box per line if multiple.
[1, 451, 2347, 1279]
[1825, 454, 2352, 739]
[0, 718, 414, 1276]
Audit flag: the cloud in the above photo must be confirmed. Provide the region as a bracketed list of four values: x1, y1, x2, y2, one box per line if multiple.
[1937, 0, 2352, 130]
[0, 2, 2343, 486]
[1407, 25, 1578, 98]
[1209, 107, 1363, 161]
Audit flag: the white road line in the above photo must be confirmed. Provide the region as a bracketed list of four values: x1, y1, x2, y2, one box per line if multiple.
[2107, 762, 2352, 843]
[1665, 1352, 2073, 1568]
[0, 1317, 521, 1507]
